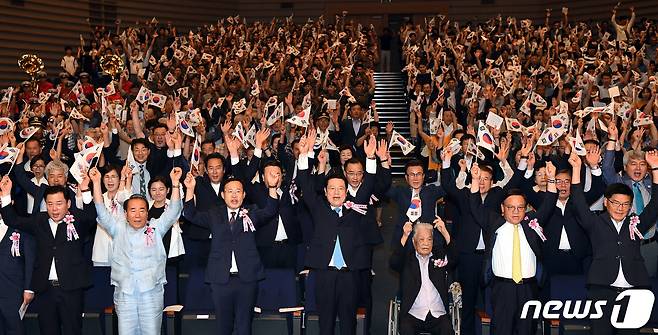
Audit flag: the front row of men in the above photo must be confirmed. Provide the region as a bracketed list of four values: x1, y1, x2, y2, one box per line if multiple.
[2, 145, 658, 335]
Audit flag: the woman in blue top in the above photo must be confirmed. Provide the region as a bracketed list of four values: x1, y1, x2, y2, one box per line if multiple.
[90, 166, 183, 335]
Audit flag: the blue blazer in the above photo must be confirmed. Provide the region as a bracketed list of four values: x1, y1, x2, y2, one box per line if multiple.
[182, 197, 278, 284]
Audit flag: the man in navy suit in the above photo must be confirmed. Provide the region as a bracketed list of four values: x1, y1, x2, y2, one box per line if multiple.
[181, 135, 279, 335]
[338, 102, 367, 150]
[297, 130, 379, 335]
[468, 162, 558, 335]
[0, 176, 97, 335]
[571, 149, 658, 335]
[387, 160, 446, 248]
[0, 218, 36, 335]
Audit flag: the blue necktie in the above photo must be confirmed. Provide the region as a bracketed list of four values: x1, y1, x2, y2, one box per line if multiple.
[633, 182, 645, 215]
[332, 235, 346, 269]
[332, 207, 346, 269]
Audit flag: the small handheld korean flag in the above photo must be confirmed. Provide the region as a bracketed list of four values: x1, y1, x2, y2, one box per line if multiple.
[485, 112, 504, 130]
[550, 113, 569, 136]
[505, 118, 525, 133]
[19, 126, 39, 140]
[530, 92, 547, 108]
[245, 124, 257, 148]
[406, 193, 422, 222]
[177, 87, 188, 99]
[569, 129, 587, 156]
[149, 93, 167, 109]
[232, 98, 247, 114]
[476, 121, 496, 153]
[232, 122, 247, 147]
[267, 102, 284, 126]
[389, 130, 416, 155]
[136, 86, 152, 104]
[101, 82, 115, 97]
[0, 146, 19, 165]
[190, 135, 202, 171]
[165, 72, 177, 86]
[250, 81, 260, 96]
[178, 118, 195, 138]
[287, 105, 311, 128]
[301, 92, 312, 110]
[536, 127, 560, 146]
[0, 118, 15, 136]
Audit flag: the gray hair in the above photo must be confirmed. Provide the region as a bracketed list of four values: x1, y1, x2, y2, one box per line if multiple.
[45, 160, 69, 178]
[623, 150, 645, 166]
[412, 222, 434, 242]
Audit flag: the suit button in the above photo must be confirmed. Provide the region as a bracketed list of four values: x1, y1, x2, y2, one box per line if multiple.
[616, 256, 621, 260]
[617, 241, 622, 246]
[52, 246, 56, 250]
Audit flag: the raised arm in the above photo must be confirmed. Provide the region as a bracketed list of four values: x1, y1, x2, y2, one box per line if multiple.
[533, 162, 558, 224]
[181, 172, 213, 229]
[0, 176, 37, 233]
[90, 167, 119, 237]
[568, 150, 599, 232]
[153, 168, 184, 236]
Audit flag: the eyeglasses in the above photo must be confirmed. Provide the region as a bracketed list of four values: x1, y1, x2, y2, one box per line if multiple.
[608, 199, 632, 209]
[555, 179, 571, 185]
[346, 171, 363, 178]
[407, 172, 424, 178]
[504, 205, 526, 213]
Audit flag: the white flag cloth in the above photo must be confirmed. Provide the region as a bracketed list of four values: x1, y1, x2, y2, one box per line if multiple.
[286, 105, 311, 128]
[476, 121, 496, 153]
[389, 130, 416, 155]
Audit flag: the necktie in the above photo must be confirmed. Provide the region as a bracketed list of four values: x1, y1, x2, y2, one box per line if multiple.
[229, 211, 237, 233]
[633, 182, 645, 215]
[334, 207, 342, 216]
[332, 235, 346, 269]
[512, 224, 522, 284]
[139, 165, 147, 197]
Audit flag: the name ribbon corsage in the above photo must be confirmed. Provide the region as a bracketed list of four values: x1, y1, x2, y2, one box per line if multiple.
[344, 201, 368, 215]
[10, 232, 20, 257]
[240, 209, 255, 232]
[629, 215, 643, 241]
[63, 213, 79, 241]
[528, 218, 547, 242]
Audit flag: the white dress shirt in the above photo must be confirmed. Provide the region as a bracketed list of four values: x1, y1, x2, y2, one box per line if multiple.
[47, 218, 60, 280]
[27, 177, 48, 214]
[328, 206, 346, 268]
[409, 252, 447, 320]
[492, 222, 536, 279]
[610, 218, 633, 288]
[556, 199, 572, 250]
[228, 209, 239, 273]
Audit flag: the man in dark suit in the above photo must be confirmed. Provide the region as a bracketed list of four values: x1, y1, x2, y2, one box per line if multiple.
[570, 150, 658, 335]
[440, 146, 524, 335]
[181, 136, 279, 335]
[388, 160, 446, 248]
[0, 219, 36, 335]
[12, 159, 81, 215]
[0, 176, 97, 335]
[297, 130, 379, 335]
[338, 102, 367, 150]
[317, 140, 392, 335]
[468, 162, 558, 335]
[390, 219, 455, 335]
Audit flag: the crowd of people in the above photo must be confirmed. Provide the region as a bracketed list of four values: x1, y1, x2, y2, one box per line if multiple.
[0, 3, 657, 335]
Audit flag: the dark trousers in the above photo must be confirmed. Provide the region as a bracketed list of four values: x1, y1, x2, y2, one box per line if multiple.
[258, 241, 297, 269]
[210, 277, 258, 335]
[399, 312, 454, 335]
[357, 269, 373, 335]
[457, 252, 484, 335]
[490, 277, 537, 335]
[0, 293, 24, 335]
[316, 269, 358, 335]
[588, 286, 639, 335]
[37, 286, 84, 335]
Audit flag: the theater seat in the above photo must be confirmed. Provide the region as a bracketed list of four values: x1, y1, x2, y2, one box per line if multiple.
[550, 275, 589, 332]
[178, 266, 216, 334]
[83, 267, 115, 335]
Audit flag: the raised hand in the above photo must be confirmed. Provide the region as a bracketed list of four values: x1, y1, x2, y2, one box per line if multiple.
[364, 134, 377, 158]
[403, 221, 413, 236]
[585, 145, 601, 168]
[441, 147, 454, 162]
[0, 175, 13, 197]
[471, 163, 480, 180]
[545, 161, 557, 180]
[89, 167, 101, 185]
[433, 216, 446, 232]
[305, 128, 317, 154]
[225, 136, 242, 157]
[255, 128, 271, 149]
[376, 139, 389, 161]
[183, 172, 196, 190]
[220, 119, 232, 135]
[170, 167, 183, 184]
[568, 150, 581, 169]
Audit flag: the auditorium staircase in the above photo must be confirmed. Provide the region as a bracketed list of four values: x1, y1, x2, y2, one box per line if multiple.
[373, 72, 411, 176]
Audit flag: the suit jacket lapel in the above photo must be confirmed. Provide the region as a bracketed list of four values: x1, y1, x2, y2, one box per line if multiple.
[600, 212, 620, 235]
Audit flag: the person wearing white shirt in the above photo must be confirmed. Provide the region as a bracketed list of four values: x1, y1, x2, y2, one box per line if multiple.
[390, 221, 455, 335]
[468, 162, 558, 335]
